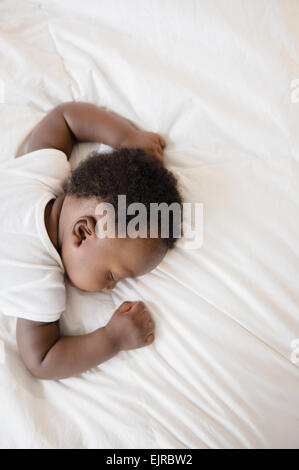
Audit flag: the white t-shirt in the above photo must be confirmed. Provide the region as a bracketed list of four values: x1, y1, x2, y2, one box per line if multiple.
[0, 148, 71, 322]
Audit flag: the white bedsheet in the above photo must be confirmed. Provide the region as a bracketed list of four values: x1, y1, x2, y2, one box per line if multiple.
[0, 0, 298, 448]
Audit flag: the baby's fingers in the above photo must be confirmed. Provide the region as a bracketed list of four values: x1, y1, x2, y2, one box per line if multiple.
[146, 333, 155, 344]
[151, 145, 163, 162]
[155, 150, 163, 162]
[158, 135, 166, 149]
[118, 301, 137, 313]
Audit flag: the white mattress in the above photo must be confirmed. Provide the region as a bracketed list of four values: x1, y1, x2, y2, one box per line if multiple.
[0, 0, 298, 449]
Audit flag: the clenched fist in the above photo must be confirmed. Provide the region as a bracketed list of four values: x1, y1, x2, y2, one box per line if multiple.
[105, 301, 155, 351]
[120, 129, 166, 162]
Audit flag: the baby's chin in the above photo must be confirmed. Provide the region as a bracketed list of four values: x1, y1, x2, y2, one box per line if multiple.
[64, 270, 81, 289]
[64, 272, 107, 292]
[64, 272, 78, 289]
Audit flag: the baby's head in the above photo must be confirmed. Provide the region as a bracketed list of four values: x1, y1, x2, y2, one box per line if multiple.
[59, 147, 182, 292]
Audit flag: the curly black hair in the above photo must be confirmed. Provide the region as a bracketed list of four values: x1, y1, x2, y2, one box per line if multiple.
[63, 147, 183, 249]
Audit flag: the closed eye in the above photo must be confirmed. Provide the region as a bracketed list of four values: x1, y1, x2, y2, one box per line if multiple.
[107, 271, 115, 282]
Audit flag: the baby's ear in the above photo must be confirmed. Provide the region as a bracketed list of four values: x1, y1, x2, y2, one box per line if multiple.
[73, 216, 97, 244]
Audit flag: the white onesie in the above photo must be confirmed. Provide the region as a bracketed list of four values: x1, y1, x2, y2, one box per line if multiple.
[0, 148, 70, 322]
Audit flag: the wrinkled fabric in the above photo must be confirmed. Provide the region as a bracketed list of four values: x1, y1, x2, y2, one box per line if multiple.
[0, 0, 298, 449]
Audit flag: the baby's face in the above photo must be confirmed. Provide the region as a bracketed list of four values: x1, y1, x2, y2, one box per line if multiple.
[58, 195, 167, 292]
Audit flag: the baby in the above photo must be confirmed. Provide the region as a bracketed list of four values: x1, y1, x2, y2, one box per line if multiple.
[0, 101, 182, 380]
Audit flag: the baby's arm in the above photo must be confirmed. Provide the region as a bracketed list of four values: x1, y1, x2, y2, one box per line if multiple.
[27, 101, 165, 161]
[16, 301, 154, 380]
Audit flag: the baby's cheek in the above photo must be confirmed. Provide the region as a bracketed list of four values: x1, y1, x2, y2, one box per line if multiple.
[66, 264, 99, 292]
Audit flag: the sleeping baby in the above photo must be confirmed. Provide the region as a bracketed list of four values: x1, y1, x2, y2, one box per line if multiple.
[0, 101, 182, 380]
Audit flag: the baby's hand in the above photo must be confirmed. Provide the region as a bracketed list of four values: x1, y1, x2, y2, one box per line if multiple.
[120, 129, 166, 162]
[105, 301, 155, 351]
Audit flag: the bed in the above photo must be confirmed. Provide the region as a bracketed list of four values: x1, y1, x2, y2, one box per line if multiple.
[0, 0, 298, 448]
